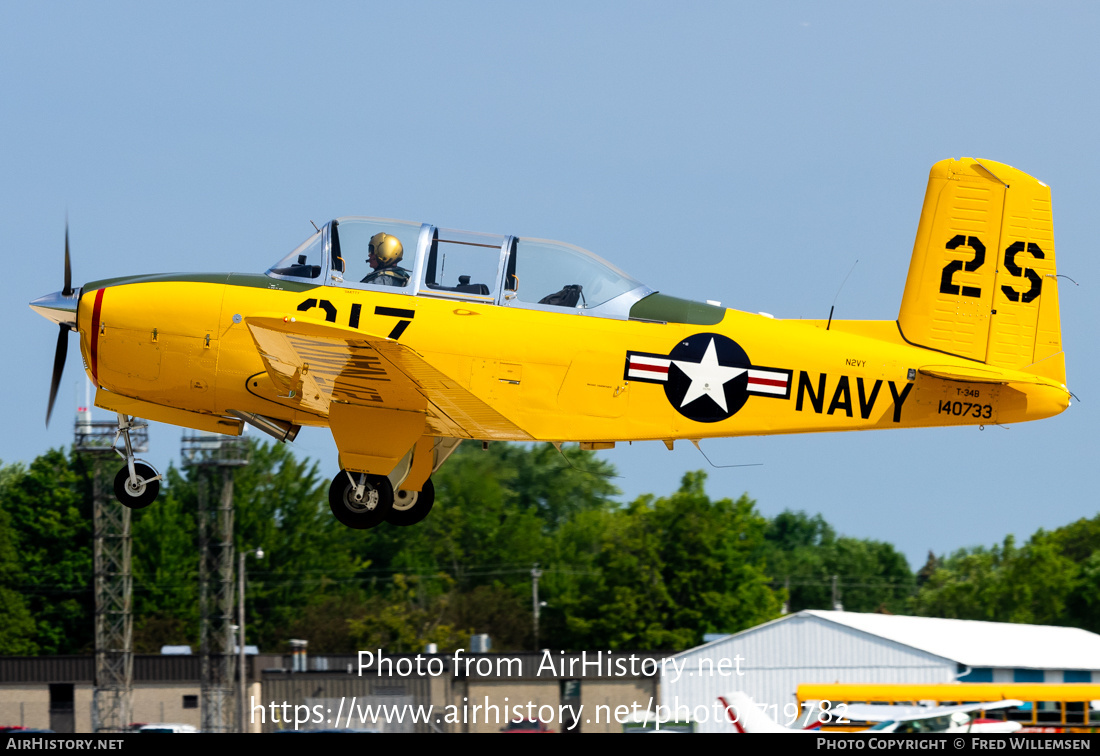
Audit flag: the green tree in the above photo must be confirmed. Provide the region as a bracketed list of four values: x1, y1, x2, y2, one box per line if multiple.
[545, 472, 782, 650]
[0, 462, 37, 653]
[131, 466, 199, 651]
[348, 443, 616, 578]
[0, 450, 94, 654]
[444, 583, 533, 649]
[1040, 515, 1100, 632]
[651, 472, 781, 636]
[176, 441, 363, 652]
[915, 551, 939, 588]
[548, 503, 689, 649]
[346, 574, 469, 652]
[325, 442, 619, 651]
[1066, 551, 1100, 633]
[762, 510, 914, 614]
[128, 440, 368, 652]
[498, 443, 619, 528]
[913, 530, 1083, 627]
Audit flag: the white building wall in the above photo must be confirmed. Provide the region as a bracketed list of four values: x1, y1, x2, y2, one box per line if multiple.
[0, 687, 49, 729]
[663, 614, 955, 733]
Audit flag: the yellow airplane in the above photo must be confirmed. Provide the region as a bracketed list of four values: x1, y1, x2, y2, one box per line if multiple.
[30, 158, 1070, 529]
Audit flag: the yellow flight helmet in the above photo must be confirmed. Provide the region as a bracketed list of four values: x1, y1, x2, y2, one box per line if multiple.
[369, 233, 404, 265]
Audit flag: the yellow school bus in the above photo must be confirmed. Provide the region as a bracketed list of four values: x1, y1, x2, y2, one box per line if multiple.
[797, 683, 1100, 732]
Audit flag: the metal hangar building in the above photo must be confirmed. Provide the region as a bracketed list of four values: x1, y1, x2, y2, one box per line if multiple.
[662, 610, 1100, 733]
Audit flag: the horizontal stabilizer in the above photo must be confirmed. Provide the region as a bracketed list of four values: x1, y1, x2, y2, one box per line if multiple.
[918, 364, 1032, 385]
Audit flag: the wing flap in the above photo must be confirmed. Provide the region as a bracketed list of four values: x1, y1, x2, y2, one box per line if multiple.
[245, 315, 532, 440]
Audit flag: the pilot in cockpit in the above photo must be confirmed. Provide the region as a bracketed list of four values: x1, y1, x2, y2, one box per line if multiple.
[361, 232, 410, 287]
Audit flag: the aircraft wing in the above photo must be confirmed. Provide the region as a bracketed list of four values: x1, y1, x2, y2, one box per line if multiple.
[726, 694, 1027, 734]
[245, 315, 533, 440]
[837, 704, 934, 723]
[886, 699, 1024, 723]
[838, 699, 1024, 724]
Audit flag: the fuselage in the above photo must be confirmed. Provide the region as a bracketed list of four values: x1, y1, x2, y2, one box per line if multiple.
[72, 271, 1069, 445]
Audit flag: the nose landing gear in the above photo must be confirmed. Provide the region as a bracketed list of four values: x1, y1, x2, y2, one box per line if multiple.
[111, 414, 161, 509]
[113, 462, 160, 509]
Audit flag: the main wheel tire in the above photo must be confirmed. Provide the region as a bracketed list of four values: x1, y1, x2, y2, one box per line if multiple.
[386, 478, 435, 527]
[113, 463, 160, 509]
[328, 470, 394, 529]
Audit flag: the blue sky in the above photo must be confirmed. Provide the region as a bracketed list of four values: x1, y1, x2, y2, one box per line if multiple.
[3, 2, 1097, 569]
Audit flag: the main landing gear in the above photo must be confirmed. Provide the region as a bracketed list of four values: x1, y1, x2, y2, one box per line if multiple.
[112, 414, 162, 509]
[327, 470, 435, 529]
[388, 479, 435, 527]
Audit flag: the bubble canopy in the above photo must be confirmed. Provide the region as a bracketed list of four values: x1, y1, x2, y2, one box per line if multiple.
[265, 217, 653, 319]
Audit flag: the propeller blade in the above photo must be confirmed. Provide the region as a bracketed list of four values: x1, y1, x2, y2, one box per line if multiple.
[63, 224, 73, 297]
[46, 323, 68, 427]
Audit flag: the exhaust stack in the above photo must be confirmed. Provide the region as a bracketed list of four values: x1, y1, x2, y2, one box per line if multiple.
[226, 410, 300, 443]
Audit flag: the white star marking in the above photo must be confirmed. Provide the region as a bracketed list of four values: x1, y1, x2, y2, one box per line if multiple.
[672, 338, 746, 412]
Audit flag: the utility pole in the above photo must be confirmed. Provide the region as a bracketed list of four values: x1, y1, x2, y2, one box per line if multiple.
[531, 564, 543, 649]
[237, 547, 263, 733]
[831, 575, 843, 611]
[183, 431, 249, 733]
[76, 401, 144, 733]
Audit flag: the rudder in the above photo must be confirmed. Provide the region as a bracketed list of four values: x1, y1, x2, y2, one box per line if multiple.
[897, 158, 1064, 384]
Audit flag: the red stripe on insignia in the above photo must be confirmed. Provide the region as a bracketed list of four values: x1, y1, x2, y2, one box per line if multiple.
[631, 363, 669, 375]
[748, 377, 787, 388]
[90, 288, 104, 385]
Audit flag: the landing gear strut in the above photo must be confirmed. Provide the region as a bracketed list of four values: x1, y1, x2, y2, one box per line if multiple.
[328, 470, 394, 529]
[112, 414, 161, 509]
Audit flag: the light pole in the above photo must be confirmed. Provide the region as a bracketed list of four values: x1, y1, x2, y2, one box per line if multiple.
[238, 547, 263, 733]
[531, 564, 543, 649]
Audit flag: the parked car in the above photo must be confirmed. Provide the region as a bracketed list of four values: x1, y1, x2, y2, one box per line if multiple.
[136, 723, 198, 733]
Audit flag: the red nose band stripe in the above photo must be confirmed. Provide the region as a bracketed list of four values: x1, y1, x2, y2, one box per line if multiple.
[90, 288, 104, 385]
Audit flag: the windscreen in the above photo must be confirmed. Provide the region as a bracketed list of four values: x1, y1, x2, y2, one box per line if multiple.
[266, 231, 323, 280]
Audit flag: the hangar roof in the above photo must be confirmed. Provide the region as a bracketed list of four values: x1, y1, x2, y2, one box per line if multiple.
[804, 611, 1100, 671]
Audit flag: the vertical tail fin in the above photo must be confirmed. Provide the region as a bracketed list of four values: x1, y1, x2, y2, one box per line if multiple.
[897, 158, 1064, 384]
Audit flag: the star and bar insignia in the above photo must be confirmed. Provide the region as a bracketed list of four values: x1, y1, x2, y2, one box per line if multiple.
[625, 333, 792, 423]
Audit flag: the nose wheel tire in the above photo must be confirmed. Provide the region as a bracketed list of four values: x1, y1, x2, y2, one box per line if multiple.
[328, 470, 394, 529]
[113, 463, 160, 509]
[386, 478, 435, 527]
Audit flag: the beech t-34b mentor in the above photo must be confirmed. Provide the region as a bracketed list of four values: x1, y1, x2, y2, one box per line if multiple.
[31, 158, 1070, 529]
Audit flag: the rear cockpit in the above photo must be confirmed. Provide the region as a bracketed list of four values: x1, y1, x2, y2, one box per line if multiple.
[265, 217, 655, 320]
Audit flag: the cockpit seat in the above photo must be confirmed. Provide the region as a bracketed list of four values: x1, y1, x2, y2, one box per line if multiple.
[425, 275, 490, 296]
[538, 284, 583, 308]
